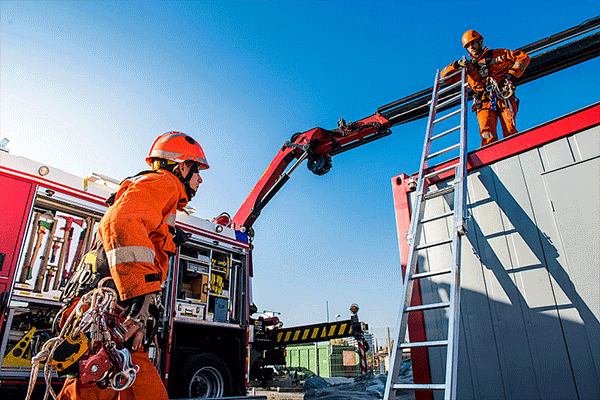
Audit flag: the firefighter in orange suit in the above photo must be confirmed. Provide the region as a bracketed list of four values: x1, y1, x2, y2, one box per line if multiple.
[58, 132, 208, 400]
[441, 30, 530, 146]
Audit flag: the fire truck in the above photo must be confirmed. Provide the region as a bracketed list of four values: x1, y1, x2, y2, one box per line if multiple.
[0, 154, 251, 398]
[0, 15, 597, 399]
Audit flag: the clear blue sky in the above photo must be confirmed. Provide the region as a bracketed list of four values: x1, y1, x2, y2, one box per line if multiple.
[1, 1, 598, 346]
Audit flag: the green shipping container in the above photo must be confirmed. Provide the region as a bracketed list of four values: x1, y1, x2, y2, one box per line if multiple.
[285, 343, 360, 378]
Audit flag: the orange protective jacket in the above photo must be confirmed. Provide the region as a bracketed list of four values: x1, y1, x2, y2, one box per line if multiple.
[441, 47, 530, 103]
[98, 170, 188, 301]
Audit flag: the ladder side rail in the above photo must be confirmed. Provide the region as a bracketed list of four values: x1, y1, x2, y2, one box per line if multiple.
[384, 69, 443, 400]
[456, 67, 469, 231]
[444, 67, 469, 400]
[406, 70, 442, 242]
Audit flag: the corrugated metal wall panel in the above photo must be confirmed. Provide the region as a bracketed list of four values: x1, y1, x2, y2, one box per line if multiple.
[464, 165, 541, 399]
[412, 126, 599, 399]
[539, 136, 576, 171]
[542, 156, 600, 399]
[491, 155, 577, 399]
[568, 125, 599, 162]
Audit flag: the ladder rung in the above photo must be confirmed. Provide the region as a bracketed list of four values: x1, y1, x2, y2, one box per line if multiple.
[430, 125, 460, 141]
[423, 163, 457, 180]
[406, 302, 450, 313]
[423, 185, 454, 200]
[416, 237, 452, 250]
[400, 340, 448, 348]
[432, 109, 460, 124]
[436, 94, 461, 111]
[410, 268, 452, 280]
[441, 66, 464, 80]
[427, 143, 461, 160]
[420, 210, 453, 224]
[392, 383, 446, 390]
[438, 80, 462, 95]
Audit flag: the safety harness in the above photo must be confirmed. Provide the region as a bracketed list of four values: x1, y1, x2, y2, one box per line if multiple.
[27, 278, 142, 400]
[470, 50, 519, 122]
[468, 49, 518, 117]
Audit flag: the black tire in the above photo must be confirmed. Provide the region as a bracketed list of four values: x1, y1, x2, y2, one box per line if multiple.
[180, 353, 233, 399]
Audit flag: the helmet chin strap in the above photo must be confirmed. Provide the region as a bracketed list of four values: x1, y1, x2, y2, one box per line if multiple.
[184, 184, 197, 200]
[176, 162, 199, 200]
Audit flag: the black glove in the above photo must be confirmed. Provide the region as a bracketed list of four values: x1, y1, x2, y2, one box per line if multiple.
[171, 226, 191, 247]
[455, 59, 469, 69]
[122, 292, 161, 351]
[504, 73, 516, 85]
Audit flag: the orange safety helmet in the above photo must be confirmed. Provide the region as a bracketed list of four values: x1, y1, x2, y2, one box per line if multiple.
[462, 30, 483, 48]
[146, 132, 209, 170]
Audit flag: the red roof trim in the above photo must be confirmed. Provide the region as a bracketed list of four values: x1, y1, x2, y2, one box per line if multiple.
[469, 102, 600, 169]
[417, 103, 600, 182]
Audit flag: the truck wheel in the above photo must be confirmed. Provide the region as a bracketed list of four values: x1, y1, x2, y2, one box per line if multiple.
[181, 353, 232, 398]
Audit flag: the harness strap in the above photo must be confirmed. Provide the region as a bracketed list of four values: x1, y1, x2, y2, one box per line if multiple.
[471, 49, 494, 79]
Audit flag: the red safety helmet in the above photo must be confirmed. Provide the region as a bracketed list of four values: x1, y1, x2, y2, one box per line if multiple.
[462, 30, 483, 48]
[146, 132, 209, 170]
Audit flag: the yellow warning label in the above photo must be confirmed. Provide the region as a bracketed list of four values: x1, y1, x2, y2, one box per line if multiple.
[339, 323, 347, 334]
[302, 330, 310, 340]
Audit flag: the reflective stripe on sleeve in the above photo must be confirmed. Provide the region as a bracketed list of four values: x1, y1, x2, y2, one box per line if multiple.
[106, 246, 156, 267]
[513, 62, 527, 70]
[166, 213, 176, 227]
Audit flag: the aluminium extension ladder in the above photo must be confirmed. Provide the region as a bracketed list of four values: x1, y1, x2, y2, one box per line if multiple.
[384, 65, 469, 400]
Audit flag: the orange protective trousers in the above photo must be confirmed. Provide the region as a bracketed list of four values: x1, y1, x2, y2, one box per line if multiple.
[476, 96, 519, 146]
[57, 351, 168, 400]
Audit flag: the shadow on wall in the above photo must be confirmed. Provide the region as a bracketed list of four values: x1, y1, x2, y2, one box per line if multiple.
[415, 160, 599, 400]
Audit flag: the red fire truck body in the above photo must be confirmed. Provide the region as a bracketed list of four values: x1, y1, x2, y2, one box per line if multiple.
[0, 150, 251, 398]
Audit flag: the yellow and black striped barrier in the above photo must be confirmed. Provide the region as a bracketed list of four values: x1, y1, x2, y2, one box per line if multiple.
[274, 319, 355, 345]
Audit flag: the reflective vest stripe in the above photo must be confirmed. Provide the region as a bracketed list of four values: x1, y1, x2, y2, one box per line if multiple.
[106, 246, 155, 267]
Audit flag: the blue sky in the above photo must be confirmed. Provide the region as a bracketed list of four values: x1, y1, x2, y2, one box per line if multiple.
[1, 1, 598, 346]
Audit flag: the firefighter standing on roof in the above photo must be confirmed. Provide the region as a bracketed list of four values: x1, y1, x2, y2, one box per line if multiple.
[58, 132, 208, 400]
[441, 30, 530, 146]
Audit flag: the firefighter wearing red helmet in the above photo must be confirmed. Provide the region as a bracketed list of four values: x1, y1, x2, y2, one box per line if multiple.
[58, 132, 208, 400]
[442, 30, 530, 146]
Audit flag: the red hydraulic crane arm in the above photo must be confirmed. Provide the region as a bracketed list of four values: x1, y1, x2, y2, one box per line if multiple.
[231, 113, 391, 232]
[231, 16, 600, 234]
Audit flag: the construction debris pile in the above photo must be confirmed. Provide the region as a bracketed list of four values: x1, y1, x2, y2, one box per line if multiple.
[303, 359, 414, 400]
